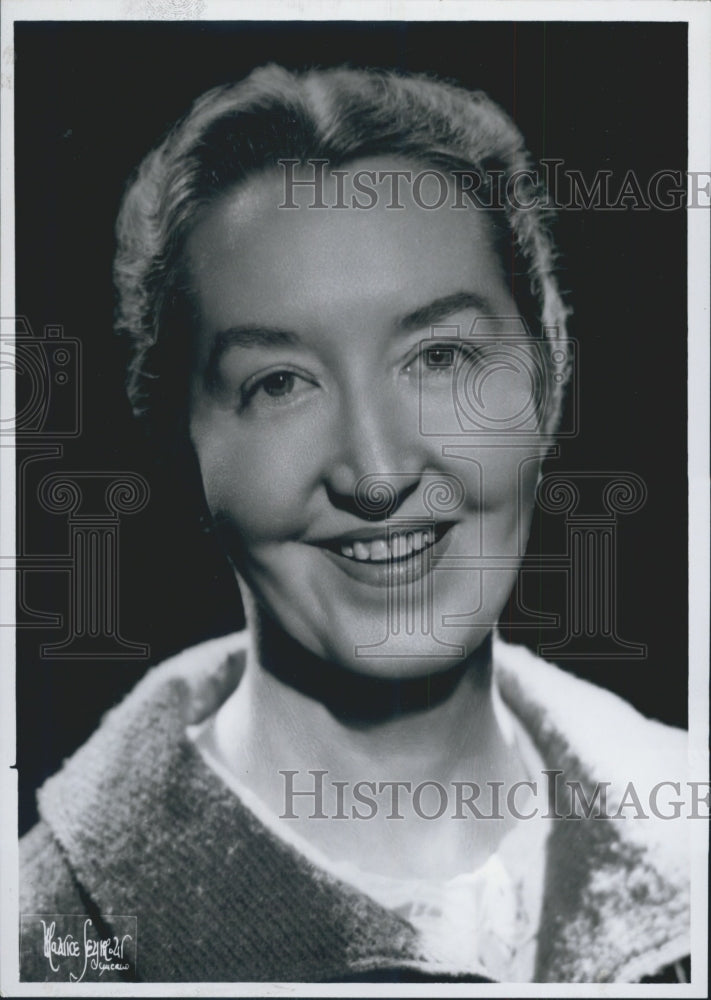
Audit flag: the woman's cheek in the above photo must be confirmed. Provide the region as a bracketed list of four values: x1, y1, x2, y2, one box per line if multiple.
[481, 440, 541, 498]
[478, 443, 541, 541]
[199, 427, 320, 541]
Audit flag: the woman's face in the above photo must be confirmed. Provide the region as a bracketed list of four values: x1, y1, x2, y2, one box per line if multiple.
[187, 158, 545, 678]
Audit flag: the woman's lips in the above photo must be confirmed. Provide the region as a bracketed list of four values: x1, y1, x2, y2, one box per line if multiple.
[315, 522, 456, 587]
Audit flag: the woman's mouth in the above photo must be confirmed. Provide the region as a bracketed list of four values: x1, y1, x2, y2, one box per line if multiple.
[315, 522, 455, 586]
[337, 526, 442, 562]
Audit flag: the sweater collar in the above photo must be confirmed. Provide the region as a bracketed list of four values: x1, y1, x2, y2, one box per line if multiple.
[494, 637, 689, 982]
[37, 632, 689, 983]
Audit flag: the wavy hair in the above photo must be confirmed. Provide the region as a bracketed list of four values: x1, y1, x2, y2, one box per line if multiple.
[114, 63, 570, 436]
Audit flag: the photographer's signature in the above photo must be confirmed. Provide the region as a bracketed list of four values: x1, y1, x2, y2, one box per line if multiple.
[41, 917, 132, 981]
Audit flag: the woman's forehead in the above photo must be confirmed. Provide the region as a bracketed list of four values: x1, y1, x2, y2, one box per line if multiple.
[203, 153, 472, 209]
[184, 157, 513, 338]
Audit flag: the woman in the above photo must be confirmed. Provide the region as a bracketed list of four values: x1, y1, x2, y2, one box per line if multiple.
[20, 64, 689, 984]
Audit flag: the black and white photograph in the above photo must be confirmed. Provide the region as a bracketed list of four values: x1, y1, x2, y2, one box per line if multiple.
[1, 1, 709, 993]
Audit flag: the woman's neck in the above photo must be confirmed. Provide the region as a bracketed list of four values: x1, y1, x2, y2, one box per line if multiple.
[210, 605, 532, 878]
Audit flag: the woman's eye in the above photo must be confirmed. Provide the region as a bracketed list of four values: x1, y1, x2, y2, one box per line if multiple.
[260, 371, 296, 397]
[424, 346, 457, 369]
[240, 368, 316, 411]
[419, 343, 471, 373]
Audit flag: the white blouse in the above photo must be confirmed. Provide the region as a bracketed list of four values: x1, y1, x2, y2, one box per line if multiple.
[187, 690, 550, 982]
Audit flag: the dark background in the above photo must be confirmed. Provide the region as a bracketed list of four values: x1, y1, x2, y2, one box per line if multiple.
[14, 21, 688, 834]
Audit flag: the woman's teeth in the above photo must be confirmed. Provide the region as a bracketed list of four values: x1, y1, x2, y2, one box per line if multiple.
[340, 530, 434, 562]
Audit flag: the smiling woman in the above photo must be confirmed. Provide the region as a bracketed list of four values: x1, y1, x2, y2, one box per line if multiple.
[19, 64, 690, 985]
[187, 158, 544, 675]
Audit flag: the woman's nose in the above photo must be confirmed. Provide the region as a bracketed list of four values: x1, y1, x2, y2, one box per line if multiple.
[323, 388, 424, 519]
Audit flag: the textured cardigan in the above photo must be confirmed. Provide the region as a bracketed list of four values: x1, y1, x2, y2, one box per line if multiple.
[19, 632, 690, 983]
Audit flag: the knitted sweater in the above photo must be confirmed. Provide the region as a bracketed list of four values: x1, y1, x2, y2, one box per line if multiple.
[19, 632, 690, 983]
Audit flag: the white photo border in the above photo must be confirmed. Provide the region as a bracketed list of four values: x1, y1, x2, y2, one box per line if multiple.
[1, 2, 708, 997]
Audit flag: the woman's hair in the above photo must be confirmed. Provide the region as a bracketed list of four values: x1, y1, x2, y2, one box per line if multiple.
[114, 63, 570, 437]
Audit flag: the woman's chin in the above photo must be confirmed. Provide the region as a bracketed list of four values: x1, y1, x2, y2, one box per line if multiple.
[241, 575, 496, 682]
[319, 625, 493, 680]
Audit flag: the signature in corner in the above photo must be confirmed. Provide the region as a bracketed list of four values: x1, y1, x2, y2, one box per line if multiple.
[41, 918, 132, 982]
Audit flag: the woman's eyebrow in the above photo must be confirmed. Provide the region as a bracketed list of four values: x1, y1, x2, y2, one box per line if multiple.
[397, 291, 494, 333]
[207, 324, 298, 361]
[205, 326, 300, 385]
[213, 325, 300, 352]
[205, 291, 494, 374]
